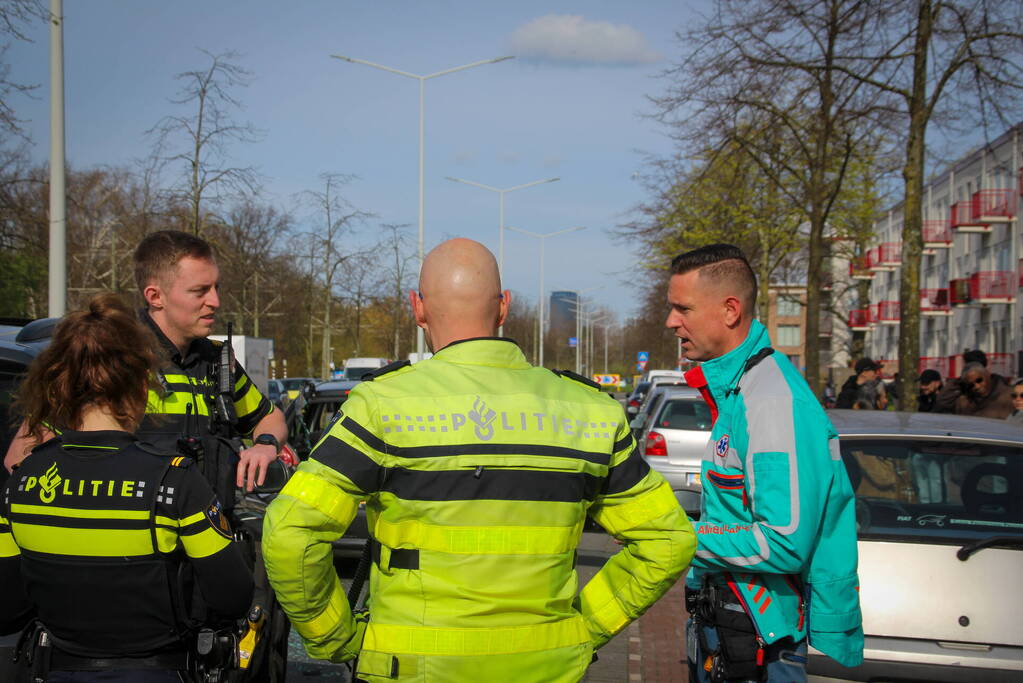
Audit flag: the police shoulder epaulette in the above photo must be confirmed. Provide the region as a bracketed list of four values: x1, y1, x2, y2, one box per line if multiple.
[136, 442, 193, 467]
[361, 359, 412, 382]
[552, 369, 601, 391]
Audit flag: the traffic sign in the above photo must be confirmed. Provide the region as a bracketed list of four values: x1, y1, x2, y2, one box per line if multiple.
[591, 374, 621, 386]
[568, 337, 578, 348]
[636, 362, 645, 372]
[637, 351, 649, 362]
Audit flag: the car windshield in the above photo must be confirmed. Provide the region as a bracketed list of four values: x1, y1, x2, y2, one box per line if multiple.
[281, 378, 309, 391]
[656, 399, 712, 431]
[344, 367, 375, 380]
[841, 439, 1023, 544]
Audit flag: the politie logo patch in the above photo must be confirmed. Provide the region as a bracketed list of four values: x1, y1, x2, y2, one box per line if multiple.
[715, 435, 730, 457]
[205, 498, 233, 539]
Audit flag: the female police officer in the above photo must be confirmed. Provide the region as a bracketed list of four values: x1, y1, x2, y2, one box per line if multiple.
[0, 293, 253, 681]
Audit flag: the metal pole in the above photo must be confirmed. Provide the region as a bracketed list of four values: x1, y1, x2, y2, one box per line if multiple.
[498, 190, 505, 336]
[416, 76, 425, 357]
[597, 325, 605, 376]
[575, 298, 583, 374]
[48, 0, 66, 317]
[332, 55, 513, 358]
[538, 236, 545, 368]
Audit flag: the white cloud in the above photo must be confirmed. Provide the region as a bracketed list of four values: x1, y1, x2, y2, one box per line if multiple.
[508, 14, 662, 66]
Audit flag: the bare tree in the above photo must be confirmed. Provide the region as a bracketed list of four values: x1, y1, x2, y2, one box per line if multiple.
[650, 0, 893, 391]
[300, 173, 371, 378]
[837, 1, 1023, 408]
[0, 0, 45, 142]
[147, 50, 262, 237]
[377, 223, 416, 359]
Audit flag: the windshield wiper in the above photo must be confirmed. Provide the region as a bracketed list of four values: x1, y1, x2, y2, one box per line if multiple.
[957, 535, 1023, 561]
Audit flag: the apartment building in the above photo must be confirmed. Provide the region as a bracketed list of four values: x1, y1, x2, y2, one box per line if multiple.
[852, 123, 1021, 380]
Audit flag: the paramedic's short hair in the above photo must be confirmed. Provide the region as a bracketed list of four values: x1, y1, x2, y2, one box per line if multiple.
[670, 244, 757, 312]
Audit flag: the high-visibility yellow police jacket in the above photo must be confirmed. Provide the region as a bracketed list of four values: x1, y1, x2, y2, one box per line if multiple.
[0, 430, 253, 654]
[263, 338, 695, 682]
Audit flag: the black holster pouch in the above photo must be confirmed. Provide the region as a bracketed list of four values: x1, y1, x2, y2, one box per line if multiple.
[192, 627, 239, 683]
[13, 621, 51, 683]
[688, 584, 764, 683]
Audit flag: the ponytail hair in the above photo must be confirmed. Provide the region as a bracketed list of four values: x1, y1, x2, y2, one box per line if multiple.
[17, 293, 160, 440]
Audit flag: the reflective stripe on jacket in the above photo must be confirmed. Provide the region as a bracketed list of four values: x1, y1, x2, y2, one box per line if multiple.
[262, 338, 695, 681]
[684, 320, 863, 668]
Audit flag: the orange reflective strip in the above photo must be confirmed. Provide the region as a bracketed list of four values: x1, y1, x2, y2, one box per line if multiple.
[759, 597, 772, 615]
[754, 586, 765, 603]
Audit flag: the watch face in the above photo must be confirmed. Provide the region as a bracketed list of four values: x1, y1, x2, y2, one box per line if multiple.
[256, 434, 278, 448]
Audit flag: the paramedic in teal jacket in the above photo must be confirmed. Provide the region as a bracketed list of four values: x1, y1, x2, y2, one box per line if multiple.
[666, 244, 862, 682]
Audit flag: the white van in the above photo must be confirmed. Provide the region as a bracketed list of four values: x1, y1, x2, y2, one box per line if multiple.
[342, 357, 389, 381]
[644, 369, 685, 384]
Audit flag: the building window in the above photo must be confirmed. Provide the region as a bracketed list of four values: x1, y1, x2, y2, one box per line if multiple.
[776, 325, 801, 347]
[776, 298, 801, 317]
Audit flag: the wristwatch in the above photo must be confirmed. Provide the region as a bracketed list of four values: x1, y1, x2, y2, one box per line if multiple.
[254, 433, 281, 454]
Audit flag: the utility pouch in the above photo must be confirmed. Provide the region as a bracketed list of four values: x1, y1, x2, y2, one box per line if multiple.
[13, 622, 52, 683]
[710, 601, 763, 683]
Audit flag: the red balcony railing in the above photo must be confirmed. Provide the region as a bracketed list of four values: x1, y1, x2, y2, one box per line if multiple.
[918, 356, 951, 378]
[848, 309, 869, 329]
[971, 190, 1016, 221]
[988, 352, 1015, 378]
[950, 278, 972, 305]
[849, 255, 874, 279]
[920, 288, 950, 314]
[878, 242, 901, 266]
[922, 219, 952, 245]
[877, 300, 900, 323]
[867, 246, 883, 271]
[951, 201, 989, 231]
[969, 271, 1013, 301]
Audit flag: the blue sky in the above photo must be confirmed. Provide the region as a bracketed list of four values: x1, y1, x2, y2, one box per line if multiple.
[8, 1, 705, 318]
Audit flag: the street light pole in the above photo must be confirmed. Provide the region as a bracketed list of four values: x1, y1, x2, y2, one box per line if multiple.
[558, 287, 603, 375]
[445, 176, 559, 337]
[332, 53, 513, 358]
[48, 0, 66, 317]
[506, 226, 585, 368]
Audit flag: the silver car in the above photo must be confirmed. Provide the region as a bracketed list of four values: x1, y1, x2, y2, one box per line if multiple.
[809, 410, 1023, 682]
[636, 386, 711, 515]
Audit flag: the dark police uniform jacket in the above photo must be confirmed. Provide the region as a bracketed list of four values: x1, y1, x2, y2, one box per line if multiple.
[140, 310, 274, 452]
[139, 310, 275, 508]
[0, 430, 253, 655]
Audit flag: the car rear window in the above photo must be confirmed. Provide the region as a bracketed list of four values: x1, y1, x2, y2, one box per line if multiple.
[656, 399, 712, 431]
[841, 439, 1023, 543]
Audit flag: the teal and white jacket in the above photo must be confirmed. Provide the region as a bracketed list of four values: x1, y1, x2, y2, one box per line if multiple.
[683, 320, 863, 668]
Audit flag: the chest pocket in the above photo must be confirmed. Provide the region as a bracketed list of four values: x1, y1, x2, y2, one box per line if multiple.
[701, 461, 748, 519]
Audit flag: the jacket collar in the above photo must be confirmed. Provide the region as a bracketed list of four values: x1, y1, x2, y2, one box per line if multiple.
[140, 308, 204, 367]
[685, 320, 772, 401]
[57, 429, 137, 451]
[432, 337, 530, 369]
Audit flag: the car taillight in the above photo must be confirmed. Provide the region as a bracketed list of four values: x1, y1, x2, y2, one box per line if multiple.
[628, 398, 640, 408]
[645, 431, 667, 456]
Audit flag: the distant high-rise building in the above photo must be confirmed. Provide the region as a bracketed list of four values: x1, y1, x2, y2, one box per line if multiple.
[550, 291, 578, 339]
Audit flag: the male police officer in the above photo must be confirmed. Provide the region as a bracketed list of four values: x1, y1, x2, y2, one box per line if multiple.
[5, 230, 288, 492]
[263, 238, 695, 682]
[666, 245, 862, 682]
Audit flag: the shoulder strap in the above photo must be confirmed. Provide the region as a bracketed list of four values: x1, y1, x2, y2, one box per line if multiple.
[552, 368, 601, 391]
[362, 359, 411, 381]
[727, 347, 776, 397]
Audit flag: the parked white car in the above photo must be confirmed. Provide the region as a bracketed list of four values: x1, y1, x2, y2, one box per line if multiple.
[809, 410, 1023, 682]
